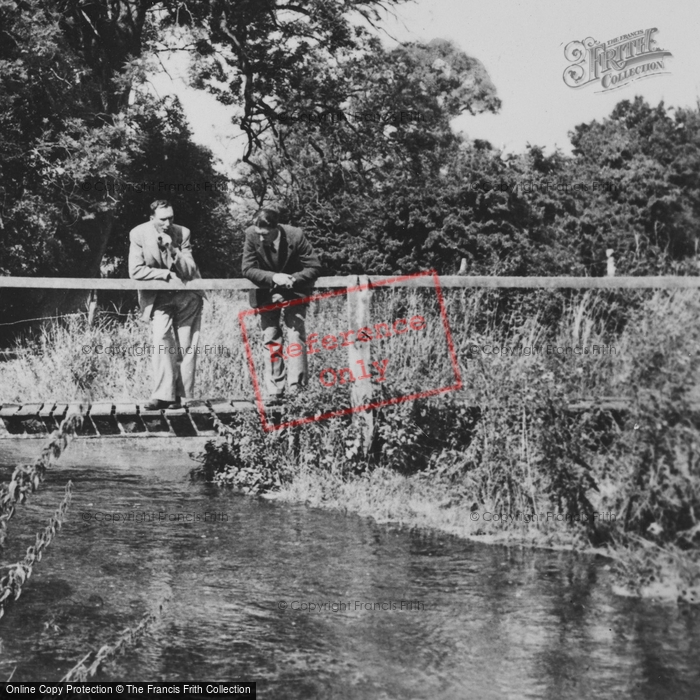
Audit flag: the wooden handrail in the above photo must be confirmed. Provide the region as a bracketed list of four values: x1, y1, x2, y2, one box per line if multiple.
[0, 275, 699, 290]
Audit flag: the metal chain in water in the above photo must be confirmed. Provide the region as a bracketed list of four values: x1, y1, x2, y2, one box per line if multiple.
[0, 481, 73, 619]
[55, 407, 237, 678]
[61, 591, 171, 682]
[0, 411, 83, 547]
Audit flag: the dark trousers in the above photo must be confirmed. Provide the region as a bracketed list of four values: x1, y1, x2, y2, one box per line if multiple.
[259, 303, 308, 396]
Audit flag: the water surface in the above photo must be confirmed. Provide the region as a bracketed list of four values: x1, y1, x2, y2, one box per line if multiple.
[0, 447, 698, 699]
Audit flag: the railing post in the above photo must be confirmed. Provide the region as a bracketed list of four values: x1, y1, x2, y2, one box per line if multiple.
[347, 275, 374, 453]
[87, 289, 98, 327]
[606, 249, 616, 277]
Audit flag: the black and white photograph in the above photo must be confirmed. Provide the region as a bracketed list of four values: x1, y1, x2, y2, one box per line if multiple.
[1, 0, 699, 697]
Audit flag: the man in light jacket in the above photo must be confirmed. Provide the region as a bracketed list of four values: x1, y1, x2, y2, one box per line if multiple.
[129, 199, 205, 409]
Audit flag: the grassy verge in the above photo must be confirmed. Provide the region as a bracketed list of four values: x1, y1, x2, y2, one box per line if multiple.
[2, 288, 699, 603]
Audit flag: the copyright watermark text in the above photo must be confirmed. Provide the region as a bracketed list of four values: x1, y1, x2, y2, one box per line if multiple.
[81, 344, 231, 357]
[80, 180, 235, 193]
[277, 600, 426, 612]
[469, 511, 616, 523]
[81, 511, 230, 523]
[466, 344, 617, 357]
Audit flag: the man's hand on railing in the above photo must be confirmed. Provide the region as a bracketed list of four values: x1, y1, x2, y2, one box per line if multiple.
[167, 272, 187, 289]
[272, 273, 295, 289]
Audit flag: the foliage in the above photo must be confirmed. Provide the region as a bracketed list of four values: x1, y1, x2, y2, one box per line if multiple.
[182, 0, 407, 162]
[604, 291, 700, 548]
[184, 289, 700, 585]
[0, 291, 254, 402]
[236, 70, 700, 279]
[0, 0, 237, 331]
[2, 0, 403, 330]
[105, 94, 239, 280]
[0, 0, 131, 277]
[568, 97, 700, 276]
[191, 412, 291, 493]
[231, 37, 504, 274]
[5, 282, 700, 593]
[5, 1, 700, 344]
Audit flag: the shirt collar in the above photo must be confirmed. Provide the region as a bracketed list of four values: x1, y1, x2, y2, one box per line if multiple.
[261, 228, 281, 251]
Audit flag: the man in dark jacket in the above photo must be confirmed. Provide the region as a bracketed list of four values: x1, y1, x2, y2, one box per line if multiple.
[242, 206, 322, 398]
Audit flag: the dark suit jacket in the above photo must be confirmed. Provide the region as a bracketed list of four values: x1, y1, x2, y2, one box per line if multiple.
[242, 225, 322, 308]
[128, 222, 204, 320]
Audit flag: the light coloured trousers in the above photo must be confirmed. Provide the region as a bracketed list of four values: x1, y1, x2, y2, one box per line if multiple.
[150, 291, 203, 402]
[259, 303, 308, 397]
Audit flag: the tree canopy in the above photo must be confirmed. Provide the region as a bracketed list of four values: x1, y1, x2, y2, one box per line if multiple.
[1, 0, 699, 333]
[0, 0, 405, 327]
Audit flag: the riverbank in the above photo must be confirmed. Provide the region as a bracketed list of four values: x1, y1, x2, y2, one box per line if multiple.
[190, 288, 700, 605]
[269, 464, 700, 605]
[3, 287, 700, 604]
[273, 464, 596, 552]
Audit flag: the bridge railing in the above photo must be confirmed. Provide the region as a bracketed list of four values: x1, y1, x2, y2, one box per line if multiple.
[1, 275, 700, 290]
[2, 274, 699, 440]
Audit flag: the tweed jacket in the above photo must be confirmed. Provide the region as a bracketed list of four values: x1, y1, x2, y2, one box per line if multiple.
[241, 225, 322, 308]
[128, 221, 204, 320]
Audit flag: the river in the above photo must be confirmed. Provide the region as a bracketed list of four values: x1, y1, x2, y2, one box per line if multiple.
[0, 440, 699, 698]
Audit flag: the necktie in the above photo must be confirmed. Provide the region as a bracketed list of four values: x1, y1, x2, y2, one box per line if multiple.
[265, 243, 279, 269]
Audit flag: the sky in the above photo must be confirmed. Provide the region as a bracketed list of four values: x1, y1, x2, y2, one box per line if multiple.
[149, 0, 700, 168]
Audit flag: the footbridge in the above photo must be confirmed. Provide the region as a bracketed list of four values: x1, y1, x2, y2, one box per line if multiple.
[1, 273, 698, 439]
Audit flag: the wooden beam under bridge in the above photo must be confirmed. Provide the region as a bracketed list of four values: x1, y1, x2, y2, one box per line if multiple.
[0, 399, 255, 439]
[0, 395, 655, 440]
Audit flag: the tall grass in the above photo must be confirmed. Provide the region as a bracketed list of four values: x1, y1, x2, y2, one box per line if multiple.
[2, 288, 699, 600]
[0, 292, 253, 402]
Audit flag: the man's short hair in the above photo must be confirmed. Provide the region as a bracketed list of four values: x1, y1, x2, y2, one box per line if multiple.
[255, 206, 281, 228]
[150, 199, 173, 216]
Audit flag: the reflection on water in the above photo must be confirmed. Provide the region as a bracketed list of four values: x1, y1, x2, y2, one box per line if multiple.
[0, 456, 699, 699]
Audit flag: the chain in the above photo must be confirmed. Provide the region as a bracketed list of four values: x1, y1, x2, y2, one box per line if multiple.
[61, 591, 171, 682]
[0, 481, 73, 620]
[0, 411, 83, 547]
[0, 403, 172, 677]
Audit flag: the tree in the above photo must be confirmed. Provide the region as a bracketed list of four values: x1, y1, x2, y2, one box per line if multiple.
[1, 0, 403, 330]
[230, 38, 503, 273]
[183, 0, 405, 165]
[0, 0, 231, 328]
[106, 94, 238, 280]
[568, 97, 700, 275]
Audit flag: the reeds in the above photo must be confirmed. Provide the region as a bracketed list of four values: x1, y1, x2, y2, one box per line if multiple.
[2, 287, 699, 598]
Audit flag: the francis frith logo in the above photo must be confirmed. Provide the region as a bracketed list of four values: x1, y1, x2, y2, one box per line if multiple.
[563, 28, 672, 92]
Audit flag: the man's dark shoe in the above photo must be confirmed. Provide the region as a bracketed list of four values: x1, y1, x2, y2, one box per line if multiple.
[180, 398, 204, 408]
[143, 399, 177, 410]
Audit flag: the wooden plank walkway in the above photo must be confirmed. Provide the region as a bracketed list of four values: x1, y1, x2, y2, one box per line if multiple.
[0, 396, 634, 439]
[0, 399, 257, 439]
